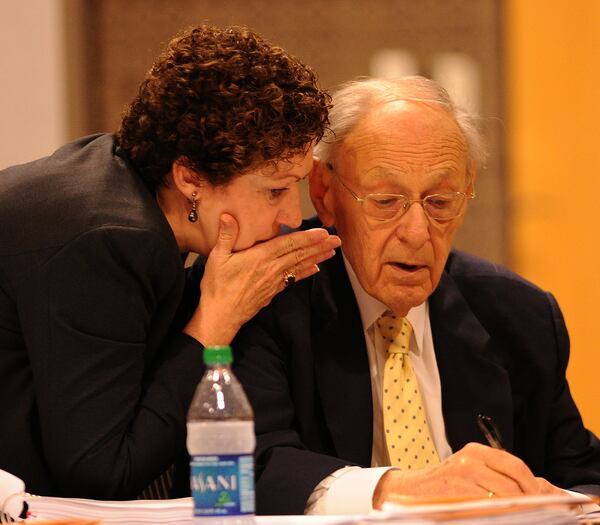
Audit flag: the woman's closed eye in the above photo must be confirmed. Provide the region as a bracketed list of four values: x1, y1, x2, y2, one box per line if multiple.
[268, 187, 289, 201]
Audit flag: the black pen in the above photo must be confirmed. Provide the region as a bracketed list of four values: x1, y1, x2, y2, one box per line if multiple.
[477, 414, 505, 450]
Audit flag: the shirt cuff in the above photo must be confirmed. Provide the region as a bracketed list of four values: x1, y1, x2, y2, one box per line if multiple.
[305, 466, 392, 515]
[565, 489, 600, 515]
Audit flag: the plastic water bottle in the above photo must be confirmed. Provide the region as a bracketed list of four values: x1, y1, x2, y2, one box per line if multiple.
[187, 345, 255, 525]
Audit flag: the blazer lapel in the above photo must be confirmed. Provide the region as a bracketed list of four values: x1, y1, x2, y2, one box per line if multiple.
[311, 252, 373, 466]
[429, 266, 515, 453]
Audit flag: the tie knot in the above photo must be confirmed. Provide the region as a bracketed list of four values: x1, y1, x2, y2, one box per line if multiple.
[377, 313, 412, 355]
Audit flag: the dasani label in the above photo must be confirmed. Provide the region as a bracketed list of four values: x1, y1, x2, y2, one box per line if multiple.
[190, 453, 255, 517]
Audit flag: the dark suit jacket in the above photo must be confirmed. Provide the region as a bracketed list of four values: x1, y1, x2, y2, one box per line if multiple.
[233, 246, 600, 514]
[0, 134, 204, 498]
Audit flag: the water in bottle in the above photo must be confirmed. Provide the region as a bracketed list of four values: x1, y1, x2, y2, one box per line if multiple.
[187, 345, 255, 525]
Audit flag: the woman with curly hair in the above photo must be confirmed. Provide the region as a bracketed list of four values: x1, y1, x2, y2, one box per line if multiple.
[0, 25, 339, 500]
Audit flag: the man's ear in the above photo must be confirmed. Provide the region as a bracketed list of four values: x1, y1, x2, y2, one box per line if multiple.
[309, 157, 336, 227]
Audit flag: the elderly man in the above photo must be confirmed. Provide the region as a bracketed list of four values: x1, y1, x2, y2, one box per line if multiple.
[232, 76, 600, 515]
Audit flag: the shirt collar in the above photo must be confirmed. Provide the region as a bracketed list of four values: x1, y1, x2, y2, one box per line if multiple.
[342, 252, 427, 355]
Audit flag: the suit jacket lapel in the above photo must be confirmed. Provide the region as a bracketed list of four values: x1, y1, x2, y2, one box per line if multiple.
[311, 251, 373, 466]
[429, 264, 515, 453]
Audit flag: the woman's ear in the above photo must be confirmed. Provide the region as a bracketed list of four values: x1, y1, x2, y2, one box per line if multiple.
[309, 157, 336, 227]
[171, 158, 203, 198]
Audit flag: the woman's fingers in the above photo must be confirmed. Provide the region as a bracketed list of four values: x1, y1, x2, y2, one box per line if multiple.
[276, 264, 321, 291]
[266, 228, 339, 258]
[271, 230, 340, 276]
[211, 213, 239, 259]
[275, 248, 335, 287]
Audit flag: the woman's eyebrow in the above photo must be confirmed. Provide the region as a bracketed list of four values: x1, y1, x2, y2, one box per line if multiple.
[296, 170, 312, 181]
[280, 170, 310, 182]
[268, 164, 312, 182]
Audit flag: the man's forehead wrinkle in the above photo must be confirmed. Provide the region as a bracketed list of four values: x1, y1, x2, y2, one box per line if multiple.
[338, 108, 469, 186]
[349, 139, 466, 165]
[443, 132, 469, 154]
[346, 122, 467, 153]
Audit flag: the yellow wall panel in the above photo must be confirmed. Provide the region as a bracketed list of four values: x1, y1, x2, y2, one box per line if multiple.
[505, 1, 600, 433]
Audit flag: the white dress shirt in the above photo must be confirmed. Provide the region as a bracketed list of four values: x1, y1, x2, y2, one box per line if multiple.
[306, 256, 452, 515]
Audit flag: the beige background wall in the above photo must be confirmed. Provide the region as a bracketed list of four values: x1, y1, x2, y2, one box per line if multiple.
[505, 0, 600, 434]
[0, 0, 67, 169]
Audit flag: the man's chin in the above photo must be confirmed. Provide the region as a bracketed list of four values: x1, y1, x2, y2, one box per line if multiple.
[379, 288, 429, 316]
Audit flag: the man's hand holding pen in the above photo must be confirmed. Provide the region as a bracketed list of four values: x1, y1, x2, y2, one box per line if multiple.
[477, 414, 505, 451]
[373, 415, 564, 509]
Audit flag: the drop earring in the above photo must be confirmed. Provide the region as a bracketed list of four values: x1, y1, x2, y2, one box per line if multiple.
[187, 191, 198, 223]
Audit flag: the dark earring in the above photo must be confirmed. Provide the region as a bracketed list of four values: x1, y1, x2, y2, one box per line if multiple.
[187, 191, 198, 222]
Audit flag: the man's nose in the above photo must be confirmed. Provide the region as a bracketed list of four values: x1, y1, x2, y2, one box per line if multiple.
[395, 201, 430, 245]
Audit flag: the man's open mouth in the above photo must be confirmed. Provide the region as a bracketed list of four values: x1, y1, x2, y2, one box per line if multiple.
[391, 262, 423, 272]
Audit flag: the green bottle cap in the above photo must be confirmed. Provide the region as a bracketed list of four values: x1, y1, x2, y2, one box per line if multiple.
[203, 345, 233, 365]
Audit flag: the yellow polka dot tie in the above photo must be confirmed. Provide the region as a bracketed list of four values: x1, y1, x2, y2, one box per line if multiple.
[377, 313, 440, 469]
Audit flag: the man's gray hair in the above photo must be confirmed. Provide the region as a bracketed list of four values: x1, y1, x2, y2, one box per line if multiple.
[315, 75, 487, 170]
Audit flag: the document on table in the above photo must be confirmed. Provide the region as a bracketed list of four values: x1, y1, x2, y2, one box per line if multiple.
[370, 492, 598, 524]
[22, 493, 598, 524]
[24, 496, 193, 524]
[25, 495, 357, 524]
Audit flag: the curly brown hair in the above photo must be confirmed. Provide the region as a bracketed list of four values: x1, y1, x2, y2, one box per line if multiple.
[116, 25, 330, 192]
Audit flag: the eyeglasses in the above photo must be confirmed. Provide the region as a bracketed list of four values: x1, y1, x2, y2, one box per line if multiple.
[328, 164, 474, 223]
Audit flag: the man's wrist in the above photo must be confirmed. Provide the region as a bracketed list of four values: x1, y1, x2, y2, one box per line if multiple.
[373, 468, 403, 509]
[315, 467, 392, 515]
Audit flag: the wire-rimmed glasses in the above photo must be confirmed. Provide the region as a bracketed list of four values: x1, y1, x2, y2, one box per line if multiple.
[328, 163, 474, 223]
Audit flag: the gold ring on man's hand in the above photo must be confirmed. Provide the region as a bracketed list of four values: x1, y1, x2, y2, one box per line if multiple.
[283, 271, 296, 288]
[487, 490, 494, 499]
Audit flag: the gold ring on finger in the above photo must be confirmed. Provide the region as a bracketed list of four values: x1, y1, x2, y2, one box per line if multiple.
[283, 271, 296, 288]
[487, 490, 494, 499]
